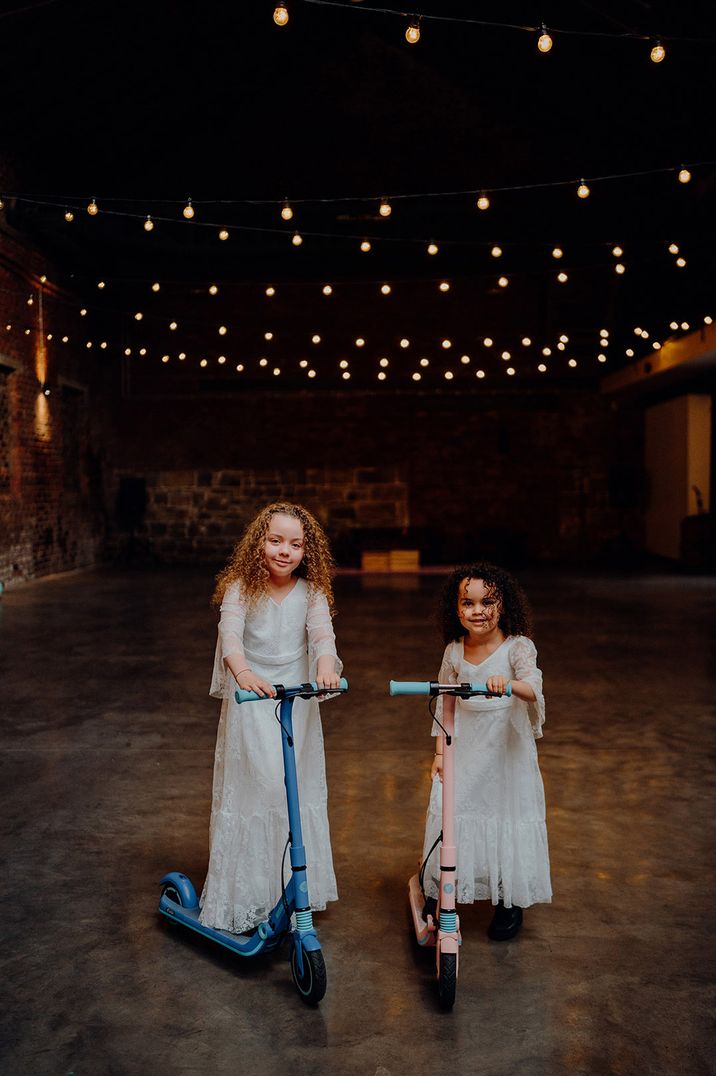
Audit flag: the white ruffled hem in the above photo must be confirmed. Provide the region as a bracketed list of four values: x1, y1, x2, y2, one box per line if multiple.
[422, 813, 552, 909]
[199, 803, 338, 934]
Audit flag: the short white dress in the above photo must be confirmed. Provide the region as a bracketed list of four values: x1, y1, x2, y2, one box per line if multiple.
[421, 635, 552, 909]
[199, 578, 341, 933]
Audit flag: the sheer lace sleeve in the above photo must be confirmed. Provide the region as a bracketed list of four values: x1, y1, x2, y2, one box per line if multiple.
[431, 642, 459, 737]
[510, 636, 545, 738]
[306, 586, 343, 683]
[209, 583, 248, 699]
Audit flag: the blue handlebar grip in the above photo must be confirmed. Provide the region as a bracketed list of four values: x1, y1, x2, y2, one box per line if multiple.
[389, 680, 431, 696]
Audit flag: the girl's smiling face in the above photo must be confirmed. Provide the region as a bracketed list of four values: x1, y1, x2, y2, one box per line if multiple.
[264, 512, 305, 580]
[457, 577, 502, 639]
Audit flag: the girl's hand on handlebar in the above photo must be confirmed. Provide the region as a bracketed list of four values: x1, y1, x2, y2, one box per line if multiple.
[486, 675, 510, 696]
[236, 670, 276, 698]
[431, 753, 444, 783]
[316, 672, 342, 692]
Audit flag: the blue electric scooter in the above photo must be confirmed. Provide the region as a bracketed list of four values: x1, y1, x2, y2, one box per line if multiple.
[159, 678, 348, 1005]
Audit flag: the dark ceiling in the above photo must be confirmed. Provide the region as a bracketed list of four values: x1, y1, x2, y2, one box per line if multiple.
[1, 0, 714, 392]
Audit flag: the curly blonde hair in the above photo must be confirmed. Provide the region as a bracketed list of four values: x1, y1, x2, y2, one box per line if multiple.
[213, 502, 336, 613]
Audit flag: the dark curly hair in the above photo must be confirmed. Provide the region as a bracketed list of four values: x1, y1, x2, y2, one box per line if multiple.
[439, 562, 533, 644]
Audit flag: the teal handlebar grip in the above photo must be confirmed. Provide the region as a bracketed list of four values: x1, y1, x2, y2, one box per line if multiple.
[236, 677, 348, 705]
[389, 680, 512, 698]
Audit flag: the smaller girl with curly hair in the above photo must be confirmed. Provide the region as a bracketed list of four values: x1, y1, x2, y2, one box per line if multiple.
[200, 503, 342, 934]
[421, 562, 551, 941]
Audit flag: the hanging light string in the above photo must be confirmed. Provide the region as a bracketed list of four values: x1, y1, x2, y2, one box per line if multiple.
[2, 159, 711, 215]
[295, 0, 716, 48]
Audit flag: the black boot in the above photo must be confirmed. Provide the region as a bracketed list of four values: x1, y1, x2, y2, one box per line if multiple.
[487, 901, 523, 941]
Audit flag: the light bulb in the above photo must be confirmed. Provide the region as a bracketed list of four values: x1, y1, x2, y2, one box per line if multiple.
[380, 284, 392, 295]
[308, 369, 316, 379]
[476, 369, 486, 379]
[80, 308, 87, 316]
[568, 359, 577, 368]
[339, 360, 349, 369]
[557, 342, 566, 351]
[183, 199, 194, 220]
[668, 243, 679, 254]
[236, 363, 244, 372]
[444, 370, 453, 380]
[561, 334, 570, 342]
[179, 353, 186, 360]
[134, 312, 143, 321]
[378, 371, 386, 381]
[557, 271, 568, 283]
[476, 194, 490, 211]
[577, 181, 590, 199]
[355, 338, 365, 347]
[200, 359, 208, 368]
[612, 245, 623, 257]
[501, 350, 511, 361]
[678, 168, 691, 184]
[342, 371, 350, 380]
[124, 348, 131, 356]
[144, 216, 154, 231]
[266, 286, 276, 296]
[218, 355, 226, 364]
[483, 337, 493, 347]
[669, 321, 679, 330]
[265, 332, 273, 340]
[97, 280, 105, 289]
[420, 357, 429, 367]
[322, 284, 333, 296]
[259, 358, 268, 367]
[498, 276, 508, 288]
[162, 355, 170, 364]
[379, 358, 389, 367]
[87, 199, 98, 216]
[169, 321, 178, 330]
[704, 316, 713, 325]
[151, 282, 161, 292]
[552, 246, 563, 259]
[218, 229, 229, 241]
[400, 338, 410, 348]
[537, 25, 553, 53]
[680, 320, 689, 329]
[292, 232, 303, 246]
[412, 372, 422, 382]
[441, 339, 452, 349]
[506, 367, 516, 376]
[522, 337, 531, 346]
[427, 243, 439, 255]
[650, 41, 666, 63]
[299, 360, 308, 368]
[379, 198, 392, 217]
[439, 281, 450, 292]
[273, 4, 288, 27]
[281, 200, 293, 221]
[676, 256, 686, 267]
[209, 284, 218, 295]
[218, 325, 228, 336]
[598, 354, 607, 363]
[274, 367, 282, 376]
[64, 209, 74, 222]
[405, 21, 420, 45]
[311, 334, 321, 344]
[461, 354, 470, 364]
[542, 347, 552, 356]
[491, 245, 502, 258]
[360, 240, 372, 252]
[538, 363, 547, 373]
[615, 263, 626, 274]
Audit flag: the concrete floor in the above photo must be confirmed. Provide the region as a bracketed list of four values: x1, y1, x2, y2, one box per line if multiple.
[1, 566, 715, 1076]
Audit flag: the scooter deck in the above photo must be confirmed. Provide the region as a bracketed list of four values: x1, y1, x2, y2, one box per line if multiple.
[159, 893, 282, 957]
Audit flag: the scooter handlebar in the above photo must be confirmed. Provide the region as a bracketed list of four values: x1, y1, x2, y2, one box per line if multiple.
[235, 677, 348, 705]
[389, 679, 512, 698]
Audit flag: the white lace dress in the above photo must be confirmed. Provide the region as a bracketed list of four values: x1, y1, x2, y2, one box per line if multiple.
[199, 578, 341, 933]
[421, 635, 552, 909]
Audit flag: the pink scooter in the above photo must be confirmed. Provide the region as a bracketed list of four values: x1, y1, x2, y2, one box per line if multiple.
[389, 678, 511, 1010]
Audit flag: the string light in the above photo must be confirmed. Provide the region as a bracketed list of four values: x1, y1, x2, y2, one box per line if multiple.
[80, 308, 87, 316]
[542, 347, 552, 356]
[552, 247, 563, 259]
[444, 371, 454, 380]
[615, 263, 626, 274]
[200, 359, 208, 367]
[483, 337, 493, 347]
[704, 316, 713, 325]
[676, 256, 686, 267]
[598, 354, 607, 363]
[412, 372, 422, 381]
[427, 243, 439, 255]
[625, 348, 634, 357]
[476, 193, 490, 211]
[557, 271, 568, 283]
[506, 367, 516, 376]
[355, 337, 365, 347]
[134, 312, 143, 321]
[501, 350, 511, 361]
[405, 19, 420, 45]
[577, 180, 590, 199]
[612, 245, 623, 257]
[420, 357, 429, 367]
[491, 246, 502, 258]
[281, 200, 294, 221]
[292, 232, 303, 246]
[64, 209, 74, 222]
[97, 281, 106, 289]
[162, 355, 170, 364]
[179, 352, 186, 360]
[236, 363, 244, 372]
[538, 363, 547, 373]
[151, 282, 161, 292]
[561, 334, 570, 342]
[87, 199, 98, 216]
[668, 243, 679, 254]
[557, 342, 566, 351]
[650, 41, 666, 63]
[378, 371, 387, 381]
[299, 360, 308, 368]
[169, 321, 178, 330]
[259, 358, 268, 367]
[476, 370, 486, 379]
[273, 4, 288, 27]
[218, 229, 229, 241]
[461, 354, 470, 364]
[209, 284, 218, 295]
[342, 371, 350, 380]
[183, 199, 195, 220]
[379, 198, 392, 217]
[380, 283, 392, 295]
[144, 216, 154, 232]
[669, 321, 679, 330]
[322, 284, 333, 296]
[439, 281, 450, 292]
[266, 286, 276, 296]
[522, 337, 531, 346]
[379, 357, 389, 367]
[537, 25, 553, 53]
[652, 341, 662, 350]
[498, 276, 508, 288]
[441, 339, 452, 349]
[265, 331, 274, 340]
[678, 167, 691, 184]
[360, 240, 372, 252]
[218, 356, 227, 365]
[568, 359, 578, 368]
[400, 338, 410, 348]
[311, 334, 321, 344]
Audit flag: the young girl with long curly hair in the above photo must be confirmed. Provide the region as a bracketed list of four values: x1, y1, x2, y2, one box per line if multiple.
[421, 562, 551, 941]
[199, 502, 342, 934]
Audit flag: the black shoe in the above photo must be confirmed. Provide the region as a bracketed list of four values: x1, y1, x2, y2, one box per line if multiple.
[422, 896, 438, 923]
[487, 901, 523, 941]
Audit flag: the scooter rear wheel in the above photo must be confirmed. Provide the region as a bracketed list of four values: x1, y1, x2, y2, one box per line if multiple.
[290, 945, 327, 1005]
[438, 952, 457, 1010]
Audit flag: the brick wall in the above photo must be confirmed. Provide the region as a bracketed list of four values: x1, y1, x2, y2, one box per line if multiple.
[0, 224, 109, 587]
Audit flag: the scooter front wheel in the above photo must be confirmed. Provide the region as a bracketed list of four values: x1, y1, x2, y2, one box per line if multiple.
[290, 945, 327, 1005]
[438, 952, 457, 1010]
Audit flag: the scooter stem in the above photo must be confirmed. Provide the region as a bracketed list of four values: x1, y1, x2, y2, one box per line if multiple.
[439, 694, 457, 920]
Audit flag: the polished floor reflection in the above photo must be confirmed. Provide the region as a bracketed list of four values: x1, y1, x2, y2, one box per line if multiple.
[1, 567, 714, 1075]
